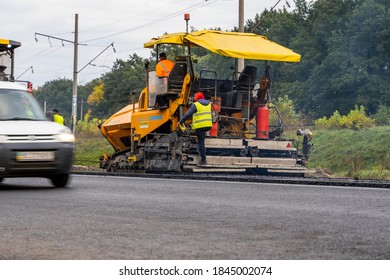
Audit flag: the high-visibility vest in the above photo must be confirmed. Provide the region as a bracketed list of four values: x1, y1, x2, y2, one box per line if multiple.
[192, 102, 212, 130]
[53, 114, 65, 125]
[156, 59, 174, 77]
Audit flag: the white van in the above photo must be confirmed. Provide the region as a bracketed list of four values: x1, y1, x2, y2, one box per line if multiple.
[0, 81, 75, 187]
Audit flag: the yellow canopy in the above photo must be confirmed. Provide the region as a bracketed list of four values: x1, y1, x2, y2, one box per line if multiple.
[144, 32, 187, 47]
[144, 30, 300, 62]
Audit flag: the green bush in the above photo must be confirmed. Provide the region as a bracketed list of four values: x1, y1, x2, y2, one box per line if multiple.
[269, 95, 305, 130]
[372, 104, 390, 126]
[315, 111, 342, 129]
[76, 110, 106, 137]
[315, 105, 375, 130]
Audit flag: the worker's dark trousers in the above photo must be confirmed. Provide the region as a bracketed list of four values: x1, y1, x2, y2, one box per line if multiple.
[195, 127, 211, 161]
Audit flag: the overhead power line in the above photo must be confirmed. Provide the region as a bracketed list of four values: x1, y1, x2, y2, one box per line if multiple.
[81, 0, 218, 43]
[78, 43, 116, 73]
[19, 46, 63, 64]
[79, 0, 185, 34]
[16, 66, 34, 80]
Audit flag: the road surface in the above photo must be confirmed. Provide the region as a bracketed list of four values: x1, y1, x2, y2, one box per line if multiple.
[0, 174, 389, 259]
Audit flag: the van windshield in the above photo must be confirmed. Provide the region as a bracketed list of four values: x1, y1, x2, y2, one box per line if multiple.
[0, 89, 46, 121]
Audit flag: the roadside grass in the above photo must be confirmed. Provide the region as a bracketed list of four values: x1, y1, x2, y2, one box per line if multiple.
[74, 131, 114, 167]
[308, 126, 390, 179]
[74, 126, 390, 179]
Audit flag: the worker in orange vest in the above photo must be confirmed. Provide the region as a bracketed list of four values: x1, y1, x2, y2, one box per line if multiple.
[156, 52, 174, 77]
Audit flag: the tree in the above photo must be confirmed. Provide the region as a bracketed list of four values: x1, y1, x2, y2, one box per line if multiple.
[87, 83, 105, 105]
[34, 78, 73, 123]
[255, 0, 390, 118]
[305, 0, 390, 117]
[97, 54, 147, 118]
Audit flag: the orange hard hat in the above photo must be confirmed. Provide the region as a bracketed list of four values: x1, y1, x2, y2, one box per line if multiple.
[194, 92, 205, 101]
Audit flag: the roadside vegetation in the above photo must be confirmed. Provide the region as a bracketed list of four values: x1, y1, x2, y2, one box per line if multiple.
[277, 98, 390, 179]
[73, 114, 113, 168]
[309, 127, 390, 179]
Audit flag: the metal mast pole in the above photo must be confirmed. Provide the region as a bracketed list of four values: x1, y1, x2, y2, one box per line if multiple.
[72, 13, 79, 135]
[237, 0, 245, 73]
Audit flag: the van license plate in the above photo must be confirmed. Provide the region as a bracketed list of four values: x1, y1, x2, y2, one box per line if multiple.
[16, 152, 55, 161]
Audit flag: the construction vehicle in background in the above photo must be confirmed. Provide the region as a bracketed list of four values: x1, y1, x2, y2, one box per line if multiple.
[99, 28, 312, 176]
[0, 39, 21, 82]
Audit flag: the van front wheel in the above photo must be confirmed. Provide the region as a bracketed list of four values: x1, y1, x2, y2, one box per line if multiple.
[51, 174, 69, 188]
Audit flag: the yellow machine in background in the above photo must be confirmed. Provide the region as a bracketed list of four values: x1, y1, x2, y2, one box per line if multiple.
[99, 30, 312, 175]
[0, 39, 21, 82]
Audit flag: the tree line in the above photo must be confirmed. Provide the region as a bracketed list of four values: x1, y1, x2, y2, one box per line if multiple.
[34, 0, 390, 124]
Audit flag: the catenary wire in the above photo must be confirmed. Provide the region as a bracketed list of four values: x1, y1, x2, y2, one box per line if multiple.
[81, 0, 218, 43]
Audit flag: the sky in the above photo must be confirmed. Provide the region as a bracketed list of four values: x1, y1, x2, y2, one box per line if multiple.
[2, 0, 287, 88]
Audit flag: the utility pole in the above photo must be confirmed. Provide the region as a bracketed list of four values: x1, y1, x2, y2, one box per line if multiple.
[35, 14, 114, 135]
[237, 0, 245, 73]
[72, 13, 79, 135]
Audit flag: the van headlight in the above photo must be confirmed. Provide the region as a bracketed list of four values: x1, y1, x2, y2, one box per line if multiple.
[0, 135, 6, 143]
[58, 130, 75, 142]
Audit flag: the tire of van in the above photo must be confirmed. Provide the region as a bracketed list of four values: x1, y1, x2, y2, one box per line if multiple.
[51, 174, 69, 188]
[0, 177, 3, 184]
